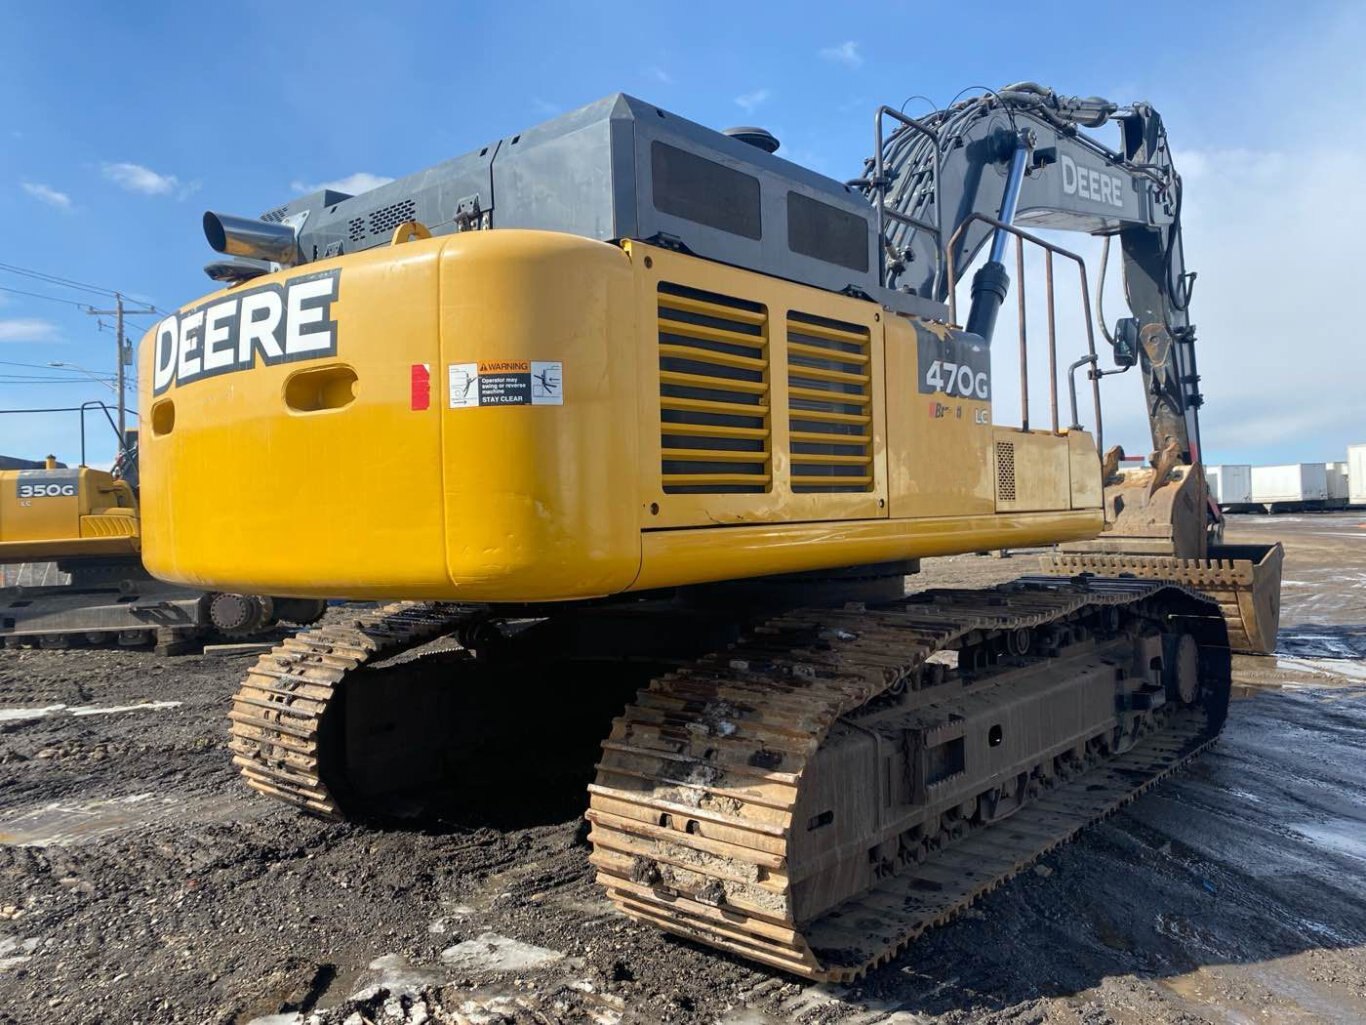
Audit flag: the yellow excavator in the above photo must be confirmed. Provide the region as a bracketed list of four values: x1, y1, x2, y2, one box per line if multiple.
[139, 85, 1281, 980]
[1, 405, 325, 650]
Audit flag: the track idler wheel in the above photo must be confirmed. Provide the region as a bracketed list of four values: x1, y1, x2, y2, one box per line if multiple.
[1163, 632, 1201, 705]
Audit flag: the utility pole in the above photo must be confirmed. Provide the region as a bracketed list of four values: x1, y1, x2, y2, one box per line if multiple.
[115, 296, 125, 442]
[86, 292, 155, 454]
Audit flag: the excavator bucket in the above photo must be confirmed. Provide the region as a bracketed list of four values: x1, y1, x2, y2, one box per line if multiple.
[1044, 543, 1283, 654]
[1044, 461, 1284, 655]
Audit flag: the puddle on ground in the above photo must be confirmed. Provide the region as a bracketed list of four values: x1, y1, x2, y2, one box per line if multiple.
[0, 701, 181, 723]
[1232, 623, 1366, 692]
[1278, 626, 1366, 661]
[0, 791, 257, 846]
[1274, 658, 1366, 683]
[1230, 679, 1276, 699]
[1162, 952, 1366, 1025]
[1289, 819, 1366, 863]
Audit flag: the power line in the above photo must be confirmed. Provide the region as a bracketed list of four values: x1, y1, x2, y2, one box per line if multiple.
[0, 376, 117, 384]
[0, 374, 116, 382]
[0, 262, 171, 316]
[0, 284, 93, 309]
[0, 261, 120, 298]
[0, 359, 102, 373]
[1, 263, 162, 445]
[0, 370, 130, 383]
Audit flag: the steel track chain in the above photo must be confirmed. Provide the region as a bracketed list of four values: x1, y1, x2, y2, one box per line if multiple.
[588, 577, 1228, 981]
[227, 600, 476, 817]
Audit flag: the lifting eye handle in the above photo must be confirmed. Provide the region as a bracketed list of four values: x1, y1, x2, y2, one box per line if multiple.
[390, 220, 432, 246]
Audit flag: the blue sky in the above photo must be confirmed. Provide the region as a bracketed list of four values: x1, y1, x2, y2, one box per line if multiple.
[2, 0, 1362, 466]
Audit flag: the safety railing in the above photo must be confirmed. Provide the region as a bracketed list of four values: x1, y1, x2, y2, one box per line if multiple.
[0, 401, 131, 467]
[848, 106, 943, 296]
[944, 214, 1103, 454]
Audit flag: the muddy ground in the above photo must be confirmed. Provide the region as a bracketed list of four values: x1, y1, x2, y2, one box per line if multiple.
[1, 513, 1364, 1025]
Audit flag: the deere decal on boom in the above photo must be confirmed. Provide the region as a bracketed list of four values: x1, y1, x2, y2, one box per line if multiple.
[140, 84, 1281, 979]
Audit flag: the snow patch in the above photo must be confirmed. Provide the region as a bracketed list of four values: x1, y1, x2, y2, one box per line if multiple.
[440, 932, 565, 973]
[349, 952, 448, 1003]
[0, 705, 66, 723]
[0, 701, 181, 723]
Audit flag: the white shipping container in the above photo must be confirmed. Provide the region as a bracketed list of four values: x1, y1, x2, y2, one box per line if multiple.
[1326, 462, 1350, 501]
[1350, 444, 1366, 505]
[1206, 464, 1252, 505]
[1251, 463, 1329, 505]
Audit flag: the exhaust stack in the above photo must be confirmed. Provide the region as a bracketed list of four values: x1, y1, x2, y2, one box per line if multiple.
[203, 212, 299, 266]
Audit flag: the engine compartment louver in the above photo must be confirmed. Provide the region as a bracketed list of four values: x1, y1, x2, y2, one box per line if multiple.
[786, 311, 873, 493]
[657, 283, 771, 495]
[348, 199, 418, 242]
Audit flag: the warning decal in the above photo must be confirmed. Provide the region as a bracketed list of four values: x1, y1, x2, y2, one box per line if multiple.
[448, 360, 563, 408]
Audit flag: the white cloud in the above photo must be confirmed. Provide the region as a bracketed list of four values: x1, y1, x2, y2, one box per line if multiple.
[103, 162, 179, 196]
[819, 41, 862, 68]
[734, 89, 772, 114]
[0, 318, 59, 343]
[646, 66, 674, 85]
[290, 172, 394, 196]
[21, 182, 71, 210]
[958, 133, 1366, 467]
[531, 97, 560, 116]
[1164, 142, 1365, 462]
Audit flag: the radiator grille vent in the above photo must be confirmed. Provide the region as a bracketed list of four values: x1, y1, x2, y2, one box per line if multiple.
[260, 205, 289, 224]
[658, 282, 770, 494]
[347, 217, 366, 241]
[786, 311, 873, 493]
[996, 441, 1017, 502]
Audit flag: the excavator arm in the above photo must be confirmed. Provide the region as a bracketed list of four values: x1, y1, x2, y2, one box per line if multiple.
[864, 84, 1282, 651]
[866, 83, 1202, 472]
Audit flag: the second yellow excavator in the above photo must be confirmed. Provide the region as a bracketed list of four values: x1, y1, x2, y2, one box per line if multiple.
[1, 407, 325, 650]
[138, 84, 1281, 980]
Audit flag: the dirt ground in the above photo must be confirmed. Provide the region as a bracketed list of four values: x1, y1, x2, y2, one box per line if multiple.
[1, 513, 1364, 1025]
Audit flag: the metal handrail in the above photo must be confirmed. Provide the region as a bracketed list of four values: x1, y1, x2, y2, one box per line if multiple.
[0, 401, 131, 466]
[871, 106, 942, 296]
[943, 213, 1103, 454]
